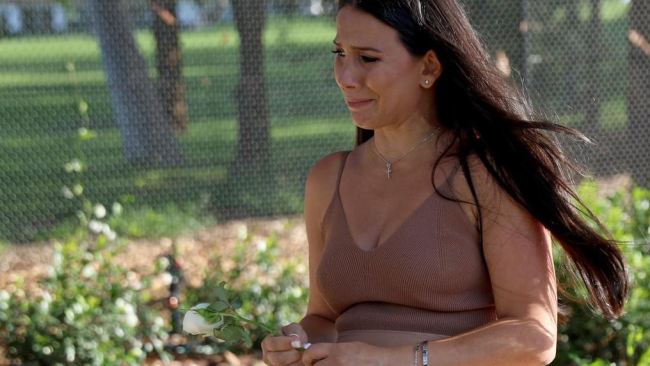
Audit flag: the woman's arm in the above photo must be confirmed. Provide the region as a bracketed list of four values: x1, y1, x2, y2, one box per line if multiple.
[298, 152, 348, 344]
[389, 157, 558, 365]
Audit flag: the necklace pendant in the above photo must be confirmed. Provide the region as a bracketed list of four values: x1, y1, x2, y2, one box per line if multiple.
[386, 162, 392, 179]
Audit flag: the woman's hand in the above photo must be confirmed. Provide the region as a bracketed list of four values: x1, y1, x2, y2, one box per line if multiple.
[261, 323, 309, 366]
[302, 342, 393, 366]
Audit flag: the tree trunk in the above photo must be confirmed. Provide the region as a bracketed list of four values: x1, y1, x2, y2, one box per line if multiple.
[232, 0, 270, 172]
[627, 0, 650, 187]
[584, 0, 602, 131]
[563, 0, 580, 114]
[463, 0, 526, 82]
[89, 0, 184, 167]
[152, 0, 188, 133]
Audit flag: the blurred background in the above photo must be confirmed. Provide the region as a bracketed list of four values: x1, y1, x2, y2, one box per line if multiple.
[0, 0, 649, 365]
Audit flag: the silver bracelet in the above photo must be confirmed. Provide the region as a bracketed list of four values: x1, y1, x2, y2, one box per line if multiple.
[421, 341, 429, 366]
[413, 343, 420, 366]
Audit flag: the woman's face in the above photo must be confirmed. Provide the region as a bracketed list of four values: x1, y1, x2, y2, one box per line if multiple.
[333, 6, 431, 130]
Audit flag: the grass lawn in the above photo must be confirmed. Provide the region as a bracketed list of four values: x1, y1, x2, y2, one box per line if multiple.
[0, 17, 357, 242]
[0, 5, 631, 242]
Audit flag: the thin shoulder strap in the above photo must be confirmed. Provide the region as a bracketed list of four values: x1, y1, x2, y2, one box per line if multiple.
[437, 162, 463, 196]
[335, 151, 351, 190]
[442, 162, 462, 188]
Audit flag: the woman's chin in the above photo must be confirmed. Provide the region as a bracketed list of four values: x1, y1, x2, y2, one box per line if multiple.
[350, 115, 375, 130]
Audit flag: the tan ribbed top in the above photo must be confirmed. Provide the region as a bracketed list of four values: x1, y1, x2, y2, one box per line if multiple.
[316, 151, 497, 338]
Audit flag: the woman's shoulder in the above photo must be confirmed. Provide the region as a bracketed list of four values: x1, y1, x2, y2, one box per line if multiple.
[438, 153, 500, 226]
[449, 153, 530, 232]
[304, 150, 351, 228]
[306, 150, 350, 194]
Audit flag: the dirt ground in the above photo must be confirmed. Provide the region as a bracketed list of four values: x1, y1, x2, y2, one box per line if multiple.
[0, 216, 309, 366]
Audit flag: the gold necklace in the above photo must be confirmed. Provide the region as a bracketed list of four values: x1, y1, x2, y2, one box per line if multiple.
[371, 128, 440, 179]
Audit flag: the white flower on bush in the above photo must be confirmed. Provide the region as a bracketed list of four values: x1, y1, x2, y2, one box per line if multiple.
[156, 256, 170, 271]
[290, 286, 303, 298]
[102, 225, 117, 241]
[81, 264, 96, 278]
[61, 186, 74, 199]
[88, 220, 103, 234]
[159, 272, 174, 286]
[251, 283, 262, 295]
[116, 298, 139, 328]
[127, 271, 142, 290]
[255, 239, 267, 252]
[112, 202, 123, 216]
[152, 316, 165, 332]
[0, 290, 10, 311]
[64, 159, 83, 173]
[94, 204, 107, 219]
[38, 292, 52, 313]
[65, 345, 75, 363]
[182, 303, 222, 335]
[72, 184, 83, 196]
[236, 223, 248, 240]
[72, 302, 84, 315]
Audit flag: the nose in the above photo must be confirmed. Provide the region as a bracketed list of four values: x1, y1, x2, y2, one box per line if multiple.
[334, 59, 362, 90]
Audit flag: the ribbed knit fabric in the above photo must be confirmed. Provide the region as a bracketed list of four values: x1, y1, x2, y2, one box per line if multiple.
[316, 151, 497, 340]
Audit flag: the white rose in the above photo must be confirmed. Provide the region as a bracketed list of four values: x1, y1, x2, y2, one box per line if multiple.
[182, 303, 222, 335]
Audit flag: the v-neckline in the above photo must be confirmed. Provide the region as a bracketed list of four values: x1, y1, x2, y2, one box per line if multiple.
[337, 187, 437, 253]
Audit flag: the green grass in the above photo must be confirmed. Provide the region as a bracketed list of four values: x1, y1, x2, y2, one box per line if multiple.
[0, 11, 631, 242]
[0, 17, 348, 242]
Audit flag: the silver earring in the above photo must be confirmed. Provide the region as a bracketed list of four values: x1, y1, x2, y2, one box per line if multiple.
[423, 80, 430, 86]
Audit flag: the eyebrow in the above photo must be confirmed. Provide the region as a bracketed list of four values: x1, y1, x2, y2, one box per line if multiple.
[332, 40, 383, 53]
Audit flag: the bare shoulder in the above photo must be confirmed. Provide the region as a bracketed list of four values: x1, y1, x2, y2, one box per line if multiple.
[304, 151, 350, 219]
[446, 153, 522, 232]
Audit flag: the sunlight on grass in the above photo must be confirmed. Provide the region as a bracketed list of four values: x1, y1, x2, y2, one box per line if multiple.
[272, 118, 352, 139]
[600, 98, 627, 130]
[601, 0, 629, 21]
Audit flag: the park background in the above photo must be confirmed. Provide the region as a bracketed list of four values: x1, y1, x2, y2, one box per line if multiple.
[0, 0, 649, 364]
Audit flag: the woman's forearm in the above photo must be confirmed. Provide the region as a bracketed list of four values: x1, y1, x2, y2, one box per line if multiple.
[299, 313, 337, 343]
[388, 318, 556, 366]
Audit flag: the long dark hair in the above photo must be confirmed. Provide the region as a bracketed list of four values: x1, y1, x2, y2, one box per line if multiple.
[339, 0, 628, 318]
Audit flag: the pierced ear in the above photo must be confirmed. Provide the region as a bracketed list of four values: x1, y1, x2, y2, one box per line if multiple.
[421, 50, 443, 85]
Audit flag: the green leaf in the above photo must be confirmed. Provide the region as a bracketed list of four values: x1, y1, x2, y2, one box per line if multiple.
[212, 300, 230, 312]
[215, 282, 229, 302]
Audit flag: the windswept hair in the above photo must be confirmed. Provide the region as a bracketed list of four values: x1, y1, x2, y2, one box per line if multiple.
[340, 0, 628, 318]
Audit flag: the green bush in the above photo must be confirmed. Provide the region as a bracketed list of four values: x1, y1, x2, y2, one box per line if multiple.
[0, 229, 172, 365]
[184, 231, 309, 353]
[555, 183, 650, 365]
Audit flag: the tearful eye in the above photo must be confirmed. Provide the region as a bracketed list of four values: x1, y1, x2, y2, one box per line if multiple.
[361, 56, 379, 63]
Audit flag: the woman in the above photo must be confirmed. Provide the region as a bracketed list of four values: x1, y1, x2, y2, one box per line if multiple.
[262, 1, 628, 365]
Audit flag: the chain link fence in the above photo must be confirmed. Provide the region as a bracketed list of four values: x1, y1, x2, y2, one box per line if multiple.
[0, 0, 647, 242]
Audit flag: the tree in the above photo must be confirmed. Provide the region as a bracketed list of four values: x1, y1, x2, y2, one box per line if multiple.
[231, 0, 271, 172]
[584, 0, 602, 131]
[627, 0, 650, 187]
[463, 0, 528, 81]
[151, 0, 188, 132]
[88, 0, 184, 167]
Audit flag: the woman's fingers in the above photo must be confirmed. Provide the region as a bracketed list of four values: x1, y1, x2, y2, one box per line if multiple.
[261, 332, 306, 365]
[261, 322, 313, 365]
[301, 343, 332, 366]
[281, 322, 309, 345]
[265, 349, 303, 366]
[262, 335, 300, 351]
